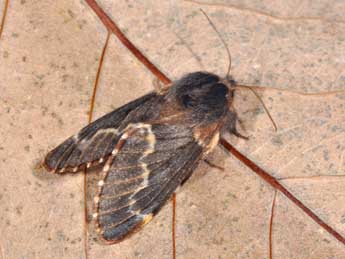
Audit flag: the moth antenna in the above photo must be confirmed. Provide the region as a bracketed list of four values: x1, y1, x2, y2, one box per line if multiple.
[233, 84, 345, 96]
[200, 9, 232, 79]
[237, 85, 278, 131]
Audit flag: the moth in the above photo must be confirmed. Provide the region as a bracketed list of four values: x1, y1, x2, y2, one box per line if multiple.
[43, 71, 245, 244]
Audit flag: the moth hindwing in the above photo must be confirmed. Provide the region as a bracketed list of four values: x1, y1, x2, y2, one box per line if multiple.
[44, 71, 240, 243]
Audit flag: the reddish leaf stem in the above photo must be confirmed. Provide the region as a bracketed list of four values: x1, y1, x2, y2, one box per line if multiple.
[88, 30, 111, 123]
[84, 30, 111, 258]
[220, 138, 345, 245]
[85, 0, 171, 85]
[0, 0, 9, 39]
[269, 191, 277, 259]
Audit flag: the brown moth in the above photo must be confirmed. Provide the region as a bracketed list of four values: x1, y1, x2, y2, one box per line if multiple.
[43, 70, 245, 243]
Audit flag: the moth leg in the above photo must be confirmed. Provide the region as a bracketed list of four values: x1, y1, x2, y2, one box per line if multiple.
[203, 159, 224, 171]
[225, 111, 249, 140]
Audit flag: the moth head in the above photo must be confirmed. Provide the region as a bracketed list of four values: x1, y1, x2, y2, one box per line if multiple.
[169, 71, 234, 122]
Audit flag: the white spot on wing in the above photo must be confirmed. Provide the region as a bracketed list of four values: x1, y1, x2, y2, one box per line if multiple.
[103, 164, 110, 172]
[193, 131, 205, 147]
[120, 132, 129, 140]
[205, 132, 220, 155]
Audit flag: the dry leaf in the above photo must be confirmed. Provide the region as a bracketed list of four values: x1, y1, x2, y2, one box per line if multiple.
[0, 0, 344, 258]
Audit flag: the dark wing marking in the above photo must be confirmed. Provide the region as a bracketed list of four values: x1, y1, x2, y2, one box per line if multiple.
[93, 123, 203, 243]
[44, 93, 158, 173]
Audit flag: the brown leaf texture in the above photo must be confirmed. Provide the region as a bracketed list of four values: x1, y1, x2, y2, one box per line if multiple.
[0, 0, 344, 258]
